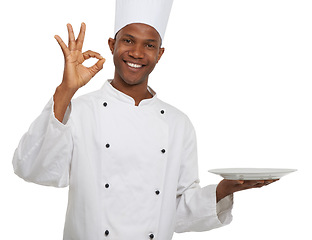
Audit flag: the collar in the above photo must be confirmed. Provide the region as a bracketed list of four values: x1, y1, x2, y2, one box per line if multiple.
[101, 79, 158, 106]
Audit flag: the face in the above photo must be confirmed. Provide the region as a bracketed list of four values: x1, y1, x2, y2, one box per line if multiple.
[108, 23, 165, 86]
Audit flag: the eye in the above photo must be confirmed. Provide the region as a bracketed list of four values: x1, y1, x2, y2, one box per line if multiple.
[146, 43, 156, 49]
[123, 39, 133, 44]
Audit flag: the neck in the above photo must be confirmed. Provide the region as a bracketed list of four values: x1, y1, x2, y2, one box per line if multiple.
[111, 77, 153, 106]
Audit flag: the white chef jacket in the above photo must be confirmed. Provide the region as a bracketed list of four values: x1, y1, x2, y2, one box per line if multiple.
[13, 80, 233, 240]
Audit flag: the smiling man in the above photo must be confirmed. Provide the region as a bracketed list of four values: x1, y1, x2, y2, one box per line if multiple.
[13, 0, 277, 239]
[108, 23, 164, 106]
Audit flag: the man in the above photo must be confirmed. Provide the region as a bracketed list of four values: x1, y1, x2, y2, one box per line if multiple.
[13, 0, 277, 239]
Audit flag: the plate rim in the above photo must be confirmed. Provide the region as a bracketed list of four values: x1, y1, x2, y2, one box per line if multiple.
[208, 168, 297, 180]
[208, 168, 297, 174]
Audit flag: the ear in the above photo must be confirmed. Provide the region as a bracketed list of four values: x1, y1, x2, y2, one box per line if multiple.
[156, 47, 165, 63]
[108, 38, 116, 54]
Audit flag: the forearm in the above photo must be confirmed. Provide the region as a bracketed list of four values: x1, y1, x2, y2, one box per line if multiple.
[53, 84, 77, 122]
[13, 97, 73, 187]
[175, 184, 233, 233]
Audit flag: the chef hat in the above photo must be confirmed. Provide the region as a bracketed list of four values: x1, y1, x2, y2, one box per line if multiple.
[114, 0, 174, 41]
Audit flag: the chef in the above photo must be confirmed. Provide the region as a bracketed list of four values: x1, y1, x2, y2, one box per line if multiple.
[12, 0, 277, 239]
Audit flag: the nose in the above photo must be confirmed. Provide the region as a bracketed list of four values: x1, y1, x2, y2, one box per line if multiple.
[128, 45, 144, 59]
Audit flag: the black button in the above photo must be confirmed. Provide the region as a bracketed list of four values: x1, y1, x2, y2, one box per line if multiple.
[106, 144, 110, 148]
[105, 230, 109, 236]
[103, 102, 108, 107]
[105, 183, 110, 188]
[155, 190, 160, 195]
[149, 233, 154, 239]
[161, 149, 166, 154]
[160, 110, 165, 114]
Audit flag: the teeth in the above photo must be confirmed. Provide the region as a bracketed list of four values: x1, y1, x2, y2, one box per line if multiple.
[126, 62, 143, 68]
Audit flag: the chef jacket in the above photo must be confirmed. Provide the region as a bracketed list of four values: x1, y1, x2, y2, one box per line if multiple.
[13, 80, 233, 240]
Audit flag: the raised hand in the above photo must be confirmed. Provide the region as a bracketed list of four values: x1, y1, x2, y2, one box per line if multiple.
[53, 23, 105, 122]
[54, 23, 106, 91]
[216, 179, 279, 202]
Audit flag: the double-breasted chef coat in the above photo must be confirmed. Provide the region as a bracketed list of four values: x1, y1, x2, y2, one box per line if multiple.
[13, 80, 233, 240]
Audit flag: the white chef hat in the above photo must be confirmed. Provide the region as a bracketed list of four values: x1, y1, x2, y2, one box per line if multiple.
[114, 0, 174, 41]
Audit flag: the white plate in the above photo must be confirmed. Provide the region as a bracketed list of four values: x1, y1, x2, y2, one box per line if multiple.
[208, 168, 297, 180]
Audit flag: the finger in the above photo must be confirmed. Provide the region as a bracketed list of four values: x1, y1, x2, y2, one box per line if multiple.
[236, 180, 244, 185]
[264, 179, 277, 185]
[54, 35, 70, 57]
[252, 180, 264, 185]
[83, 50, 104, 61]
[256, 180, 265, 184]
[240, 180, 265, 188]
[240, 180, 259, 186]
[88, 58, 106, 77]
[76, 22, 86, 51]
[255, 180, 266, 187]
[67, 23, 76, 51]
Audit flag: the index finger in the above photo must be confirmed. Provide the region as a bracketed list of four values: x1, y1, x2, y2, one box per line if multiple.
[76, 22, 86, 51]
[67, 23, 76, 51]
[54, 35, 70, 57]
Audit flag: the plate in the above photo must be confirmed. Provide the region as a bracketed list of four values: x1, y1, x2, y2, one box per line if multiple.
[208, 168, 297, 180]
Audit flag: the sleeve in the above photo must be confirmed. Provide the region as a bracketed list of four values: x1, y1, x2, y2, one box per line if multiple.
[174, 118, 233, 233]
[12, 98, 73, 188]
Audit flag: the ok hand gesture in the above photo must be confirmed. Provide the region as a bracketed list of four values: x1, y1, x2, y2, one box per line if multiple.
[53, 23, 105, 122]
[54, 23, 106, 92]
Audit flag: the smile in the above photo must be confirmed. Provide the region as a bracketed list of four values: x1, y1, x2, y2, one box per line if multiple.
[126, 61, 143, 69]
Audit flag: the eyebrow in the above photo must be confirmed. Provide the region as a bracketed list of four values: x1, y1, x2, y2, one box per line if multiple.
[123, 34, 135, 39]
[122, 34, 158, 42]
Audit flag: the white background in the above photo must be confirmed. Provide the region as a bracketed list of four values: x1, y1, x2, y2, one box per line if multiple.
[1, 0, 311, 239]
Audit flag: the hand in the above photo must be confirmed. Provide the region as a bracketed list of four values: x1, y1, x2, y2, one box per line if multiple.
[216, 179, 279, 202]
[54, 23, 106, 92]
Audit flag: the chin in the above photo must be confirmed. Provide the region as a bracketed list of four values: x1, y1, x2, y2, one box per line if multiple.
[121, 75, 148, 86]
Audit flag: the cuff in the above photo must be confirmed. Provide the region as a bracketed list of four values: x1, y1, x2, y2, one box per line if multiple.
[216, 194, 234, 225]
[62, 101, 72, 124]
[50, 97, 72, 126]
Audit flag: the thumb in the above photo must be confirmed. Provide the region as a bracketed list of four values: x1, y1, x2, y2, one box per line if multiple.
[88, 58, 106, 77]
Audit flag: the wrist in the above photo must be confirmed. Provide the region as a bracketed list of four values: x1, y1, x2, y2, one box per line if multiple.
[216, 180, 232, 203]
[56, 83, 78, 97]
[53, 84, 76, 123]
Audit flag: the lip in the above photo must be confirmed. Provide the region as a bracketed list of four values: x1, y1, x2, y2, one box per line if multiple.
[123, 60, 146, 71]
